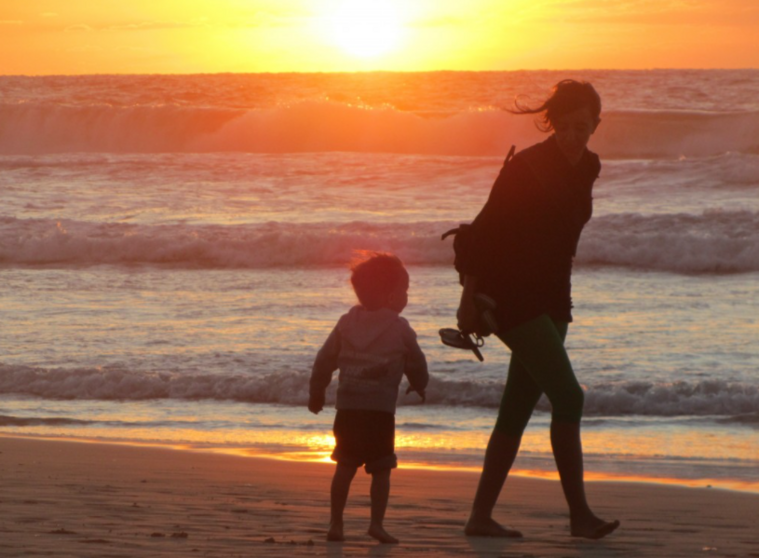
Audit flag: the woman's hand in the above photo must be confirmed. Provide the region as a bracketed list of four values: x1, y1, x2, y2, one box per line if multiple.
[457, 275, 480, 333]
[457, 298, 479, 333]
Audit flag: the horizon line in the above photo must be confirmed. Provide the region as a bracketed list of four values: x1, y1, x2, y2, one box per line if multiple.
[2, 67, 759, 78]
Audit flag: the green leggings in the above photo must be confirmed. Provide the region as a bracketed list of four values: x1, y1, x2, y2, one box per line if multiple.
[494, 314, 584, 436]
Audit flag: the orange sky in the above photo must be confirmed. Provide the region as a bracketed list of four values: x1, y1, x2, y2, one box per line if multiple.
[0, 0, 757, 74]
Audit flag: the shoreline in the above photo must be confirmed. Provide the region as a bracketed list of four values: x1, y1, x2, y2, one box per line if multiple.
[2, 435, 759, 557]
[3, 432, 759, 496]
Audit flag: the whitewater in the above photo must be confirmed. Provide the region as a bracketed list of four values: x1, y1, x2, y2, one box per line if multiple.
[1, 70, 758, 491]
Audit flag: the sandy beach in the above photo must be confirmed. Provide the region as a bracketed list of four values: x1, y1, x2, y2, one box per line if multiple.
[1, 436, 757, 557]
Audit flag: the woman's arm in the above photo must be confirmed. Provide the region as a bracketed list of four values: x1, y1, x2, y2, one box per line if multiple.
[457, 275, 479, 333]
[459, 158, 534, 278]
[402, 324, 429, 401]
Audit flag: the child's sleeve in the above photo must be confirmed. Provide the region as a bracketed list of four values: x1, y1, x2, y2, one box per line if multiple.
[310, 325, 341, 396]
[402, 323, 428, 392]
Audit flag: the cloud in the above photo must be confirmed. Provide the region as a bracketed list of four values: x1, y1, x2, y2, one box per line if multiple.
[65, 44, 103, 53]
[106, 18, 209, 31]
[102, 14, 307, 31]
[408, 16, 467, 28]
[215, 10, 308, 29]
[536, 0, 759, 26]
[57, 19, 212, 33]
[65, 23, 94, 32]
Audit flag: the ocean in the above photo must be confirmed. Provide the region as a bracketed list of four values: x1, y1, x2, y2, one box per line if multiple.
[1, 70, 758, 492]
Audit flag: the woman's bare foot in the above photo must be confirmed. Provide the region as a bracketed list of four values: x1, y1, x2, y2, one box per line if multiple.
[464, 516, 523, 538]
[570, 515, 620, 540]
[326, 520, 345, 542]
[367, 523, 399, 544]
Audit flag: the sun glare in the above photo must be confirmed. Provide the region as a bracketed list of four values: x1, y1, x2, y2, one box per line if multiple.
[327, 0, 404, 58]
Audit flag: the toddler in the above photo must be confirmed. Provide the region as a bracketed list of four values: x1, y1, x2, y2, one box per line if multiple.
[309, 252, 428, 544]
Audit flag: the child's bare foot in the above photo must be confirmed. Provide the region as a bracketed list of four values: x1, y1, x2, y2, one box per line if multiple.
[464, 516, 523, 538]
[570, 515, 620, 540]
[326, 520, 345, 542]
[367, 524, 399, 544]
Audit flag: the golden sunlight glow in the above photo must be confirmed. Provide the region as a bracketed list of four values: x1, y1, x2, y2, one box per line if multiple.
[326, 0, 405, 58]
[1, 0, 757, 73]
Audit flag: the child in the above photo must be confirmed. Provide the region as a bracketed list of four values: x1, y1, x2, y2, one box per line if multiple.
[308, 252, 428, 544]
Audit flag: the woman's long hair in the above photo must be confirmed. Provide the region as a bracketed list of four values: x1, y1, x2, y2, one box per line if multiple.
[511, 80, 601, 132]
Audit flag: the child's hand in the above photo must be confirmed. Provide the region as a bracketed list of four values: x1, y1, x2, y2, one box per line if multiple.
[308, 393, 325, 414]
[405, 385, 426, 403]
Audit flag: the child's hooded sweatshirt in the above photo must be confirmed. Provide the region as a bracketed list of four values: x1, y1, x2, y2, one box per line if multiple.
[310, 305, 428, 414]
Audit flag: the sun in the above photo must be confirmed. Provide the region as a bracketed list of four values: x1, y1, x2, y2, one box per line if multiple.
[327, 0, 405, 58]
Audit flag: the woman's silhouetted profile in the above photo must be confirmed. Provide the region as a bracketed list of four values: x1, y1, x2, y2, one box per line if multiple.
[459, 80, 620, 540]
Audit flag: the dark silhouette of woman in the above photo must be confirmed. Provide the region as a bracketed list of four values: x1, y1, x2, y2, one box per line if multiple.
[458, 80, 620, 540]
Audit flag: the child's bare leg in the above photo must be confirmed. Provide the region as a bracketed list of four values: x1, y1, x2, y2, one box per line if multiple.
[367, 468, 398, 544]
[328, 463, 357, 541]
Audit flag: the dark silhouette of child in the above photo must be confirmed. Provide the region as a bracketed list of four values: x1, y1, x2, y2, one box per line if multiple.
[309, 253, 428, 544]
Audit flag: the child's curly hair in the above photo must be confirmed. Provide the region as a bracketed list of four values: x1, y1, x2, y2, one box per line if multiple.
[350, 251, 408, 311]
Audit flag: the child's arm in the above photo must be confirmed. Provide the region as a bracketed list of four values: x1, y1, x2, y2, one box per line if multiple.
[309, 325, 341, 414]
[402, 324, 429, 402]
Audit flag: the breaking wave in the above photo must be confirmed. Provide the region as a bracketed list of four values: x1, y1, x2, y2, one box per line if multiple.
[0, 415, 92, 427]
[3, 210, 759, 273]
[1, 364, 757, 418]
[1, 102, 758, 159]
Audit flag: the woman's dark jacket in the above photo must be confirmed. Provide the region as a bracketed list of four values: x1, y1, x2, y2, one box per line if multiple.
[460, 135, 600, 331]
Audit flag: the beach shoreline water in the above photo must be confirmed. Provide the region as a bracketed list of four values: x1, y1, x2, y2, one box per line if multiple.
[2, 71, 759, 555]
[2, 435, 758, 557]
[2, 432, 758, 496]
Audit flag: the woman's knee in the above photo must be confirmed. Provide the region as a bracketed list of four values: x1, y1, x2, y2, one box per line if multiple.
[551, 384, 584, 423]
[494, 374, 542, 437]
[494, 412, 530, 437]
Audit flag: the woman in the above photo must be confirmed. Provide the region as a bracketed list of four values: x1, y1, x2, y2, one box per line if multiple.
[458, 80, 619, 540]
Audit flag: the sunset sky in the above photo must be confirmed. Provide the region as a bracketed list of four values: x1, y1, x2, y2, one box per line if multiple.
[1, 0, 757, 74]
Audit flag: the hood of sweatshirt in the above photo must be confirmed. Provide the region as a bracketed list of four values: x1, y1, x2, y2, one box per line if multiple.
[337, 305, 401, 351]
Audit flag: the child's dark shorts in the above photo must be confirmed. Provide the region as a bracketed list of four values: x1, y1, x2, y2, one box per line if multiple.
[331, 409, 397, 474]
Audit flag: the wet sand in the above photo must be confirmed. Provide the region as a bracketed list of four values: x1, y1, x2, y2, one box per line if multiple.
[1, 435, 758, 557]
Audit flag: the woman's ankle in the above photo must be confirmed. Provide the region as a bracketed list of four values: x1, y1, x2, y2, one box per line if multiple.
[467, 510, 493, 523]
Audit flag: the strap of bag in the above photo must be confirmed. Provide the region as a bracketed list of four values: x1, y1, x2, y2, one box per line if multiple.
[504, 144, 516, 164]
